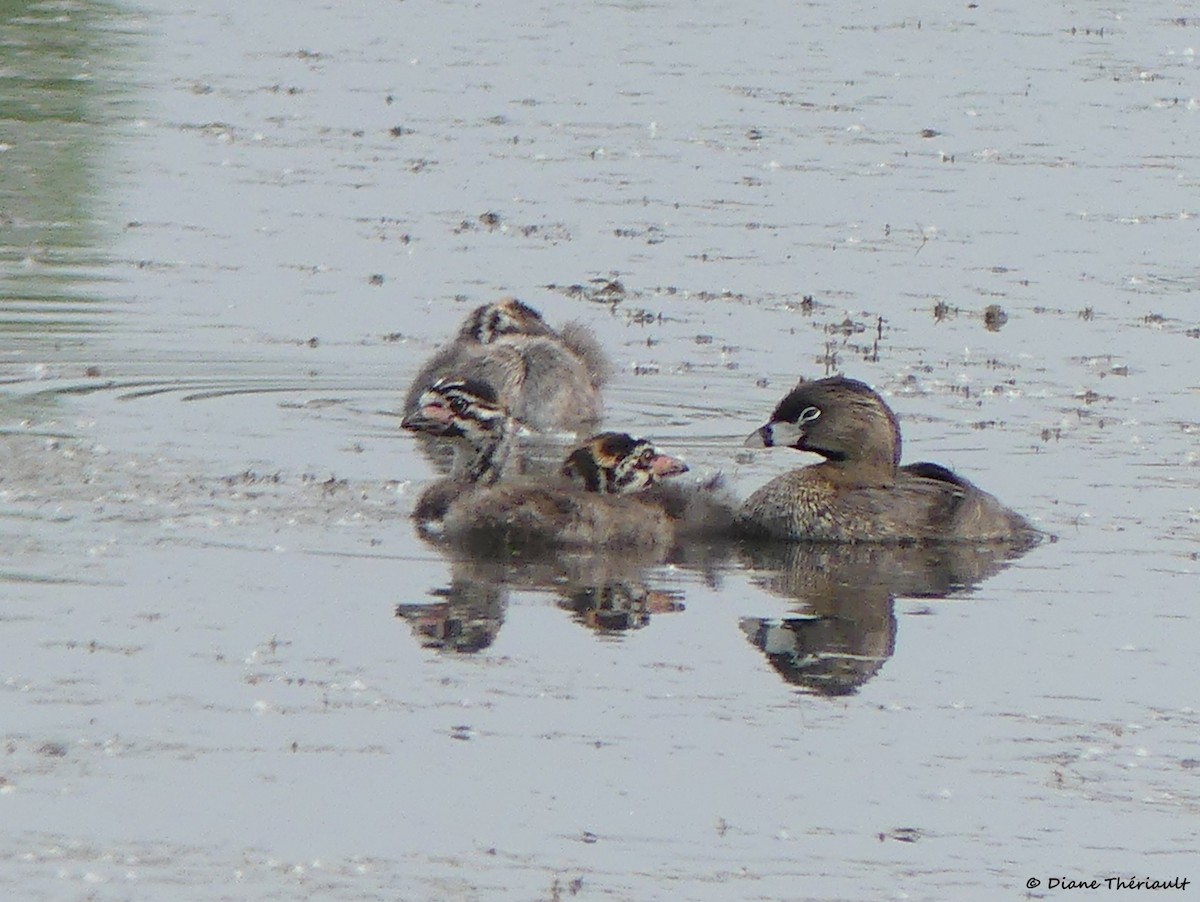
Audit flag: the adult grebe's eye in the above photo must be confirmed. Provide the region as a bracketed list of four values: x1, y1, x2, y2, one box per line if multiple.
[799, 406, 821, 423]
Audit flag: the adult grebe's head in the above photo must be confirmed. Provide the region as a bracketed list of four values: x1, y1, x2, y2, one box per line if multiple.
[745, 376, 901, 475]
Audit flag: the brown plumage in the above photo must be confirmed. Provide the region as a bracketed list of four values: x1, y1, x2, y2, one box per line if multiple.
[403, 297, 609, 432]
[402, 380, 691, 554]
[736, 376, 1037, 544]
[400, 377, 514, 522]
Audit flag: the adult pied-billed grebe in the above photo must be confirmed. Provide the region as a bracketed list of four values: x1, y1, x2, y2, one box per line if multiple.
[403, 297, 610, 432]
[401, 378, 691, 552]
[735, 376, 1037, 544]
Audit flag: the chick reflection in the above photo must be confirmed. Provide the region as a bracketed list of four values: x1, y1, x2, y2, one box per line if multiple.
[738, 538, 1036, 695]
[557, 583, 684, 633]
[395, 579, 506, 653]
[396, 553, 688, 651]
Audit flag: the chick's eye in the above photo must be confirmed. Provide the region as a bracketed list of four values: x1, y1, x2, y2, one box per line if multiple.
[448, 396, 469, 414]
[639, 449, 655, 466]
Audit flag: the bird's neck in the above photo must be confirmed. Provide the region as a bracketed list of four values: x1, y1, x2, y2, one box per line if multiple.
[457, 422, 514, 486]
[818, 448, 898, 487]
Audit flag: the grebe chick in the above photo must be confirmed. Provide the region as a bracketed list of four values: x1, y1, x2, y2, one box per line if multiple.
[402, 380, 690, 552]
[445, 431, 689, 553]
[403, 297, 608, 432]
[400, 377, 515, 522]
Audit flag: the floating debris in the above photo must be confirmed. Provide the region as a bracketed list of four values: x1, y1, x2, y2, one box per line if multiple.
[827, 317, 865, 336]
[879, 827, 924, 843]
[983, 304, 1008, 331]
[546, 278, 627, 305]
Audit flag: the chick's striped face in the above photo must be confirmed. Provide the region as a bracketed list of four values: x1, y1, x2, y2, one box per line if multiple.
[402, 378, 506, 446]
[460, 298, 552, 344]
[562, 432, 689, 494]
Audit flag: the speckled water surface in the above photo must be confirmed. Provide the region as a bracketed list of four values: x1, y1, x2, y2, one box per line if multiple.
[2, 0, 1197, 899]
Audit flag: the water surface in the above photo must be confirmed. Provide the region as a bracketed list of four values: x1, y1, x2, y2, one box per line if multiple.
[2, 1, 1197, 899]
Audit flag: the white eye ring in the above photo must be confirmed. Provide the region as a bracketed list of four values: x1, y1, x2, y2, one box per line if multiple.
[799, 406, 821, 423]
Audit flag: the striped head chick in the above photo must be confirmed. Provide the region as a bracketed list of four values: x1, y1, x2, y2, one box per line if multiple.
[562, 432, 689, 495]
[456, 297, 555, 344]
[401, 377, 513, 485]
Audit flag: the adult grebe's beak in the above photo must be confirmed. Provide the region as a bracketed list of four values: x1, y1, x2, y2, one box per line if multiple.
[744, 420, 803, 448]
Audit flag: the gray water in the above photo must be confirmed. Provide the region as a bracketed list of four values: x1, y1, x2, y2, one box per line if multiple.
[2, 0, 1197, 899]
